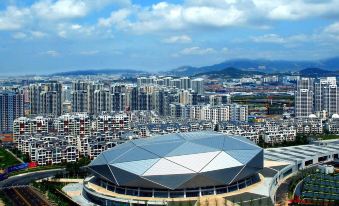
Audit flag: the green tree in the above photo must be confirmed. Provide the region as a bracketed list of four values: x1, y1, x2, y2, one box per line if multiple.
[214, 124, 219, 132]
[258, 198, 262, 206]
[249, 198, 254, 206]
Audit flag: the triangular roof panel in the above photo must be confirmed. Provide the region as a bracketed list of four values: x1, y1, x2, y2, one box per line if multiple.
[166, 151, 220, 172]
[201, 151, 243, 172]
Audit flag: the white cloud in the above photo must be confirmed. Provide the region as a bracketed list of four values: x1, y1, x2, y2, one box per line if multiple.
[30, 31, 47, 38]
[71, 24, 82, 30]
[32, 0, 130, 20]
[1, 0, 339, 35]
[252, 34, 285, 43]
[96, 0, 339, 33]
[252, 33, 310, 44]
[98, 2, 245, 32]
[182, 6, 245, 27]
[249, 0, 339, 21]
[12, 30, 47, 39]
[221, 47, 229, 53]
[44, 50, 60, 57]
[164, 35, 191, 43]
[179, 46, 216, 55]
[58, 30, 67, 38]
[32, 0, 88, 20]
[324, 22, 339, 34]
[12, 32, 27, 39]
[56, 23, 96, 39]
[0, 6, 30, 30]
[323, 22, 339, 40]
[98, 8, 131, 28]
[0, 0, 129, 32]
[80, 50, 99, 55]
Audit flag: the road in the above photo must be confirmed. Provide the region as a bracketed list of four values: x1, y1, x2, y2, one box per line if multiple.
[0, 168, 65, 188]
[0, 168, 66, 206]
[275, 177, 292, 206]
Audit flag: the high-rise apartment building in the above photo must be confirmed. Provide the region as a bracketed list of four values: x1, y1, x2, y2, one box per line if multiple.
[93, 89, 110, 115]
[209, 94, 231, 106]
[230, 104, 248, 122]
[29, 84, 42, 115]
[295, 78, 314, 117]
[137, 77, 156, 86]
[0, 90, 24, 132]
[71, 81, 90, 113]
[314, 77, 338, 117]
[180, 77, 191, 90]
[162, 77, 173, 87]
[295, 77, 338, 118]
[191, 78, 204, 95]
[87, 83, 104, 115]
[40, 91, 60, 116]
[179, 90, 192, 105]
[72, 90, 88, 113]
[170, 79, 181, 89]
[29, 82, 62, 116]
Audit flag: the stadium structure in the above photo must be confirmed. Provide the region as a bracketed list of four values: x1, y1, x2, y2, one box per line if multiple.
[83, 131, 264, 205]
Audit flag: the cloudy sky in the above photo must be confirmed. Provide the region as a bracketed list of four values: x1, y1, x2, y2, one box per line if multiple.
[0, 0, 339, 75]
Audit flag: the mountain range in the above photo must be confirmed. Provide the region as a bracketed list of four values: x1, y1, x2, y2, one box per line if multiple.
[169, 56, 339, 76]
[298, 68, 339, 77]
[52, 69, 145, 76]
[49, 56, 339, 78]
[194, 67, 338, 79]
[194, 67, 265, 78]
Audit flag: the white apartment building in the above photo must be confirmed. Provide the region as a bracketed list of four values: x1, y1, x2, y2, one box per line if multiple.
[54, 113, 91, 137]
[13, 116, 48, 146]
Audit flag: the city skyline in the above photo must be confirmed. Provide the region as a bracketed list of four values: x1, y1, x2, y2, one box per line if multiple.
[1, 0, 339, 75]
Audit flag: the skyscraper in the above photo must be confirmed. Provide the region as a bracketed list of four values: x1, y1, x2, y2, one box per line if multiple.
[88, 83, 104, 115]
[0, 90, 24, 132]
[295, 78, 314, 117]
[29, 84, 42, 115]
[93, 89, 110, 115]
[179, 90, 192, 105]
[71, 81, 89, 113]
[72, 90, 88, 113]
[29, 82, 62, 116]
[230, 104, 248, 122]
[314, 77, 338, 117]
[162, 77, 173, 87]
[180, 77, 191, 90]
[40, 91, 61, 116]
[137, 77, 156, 86]
[191, 78, 204, 95]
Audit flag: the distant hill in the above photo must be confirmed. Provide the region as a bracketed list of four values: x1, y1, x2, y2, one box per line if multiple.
[168, 56, 339, 76]
[195, 67, 265, 78]
[298, 68, 339, 77]
[52, 69, 146, 76]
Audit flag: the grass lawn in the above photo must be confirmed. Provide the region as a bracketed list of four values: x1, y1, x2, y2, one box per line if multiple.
[0, 147, 21, 170]
[315, 134, 339, 140]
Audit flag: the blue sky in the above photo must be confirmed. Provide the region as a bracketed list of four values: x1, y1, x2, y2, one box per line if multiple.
[0, 0, 339, 75]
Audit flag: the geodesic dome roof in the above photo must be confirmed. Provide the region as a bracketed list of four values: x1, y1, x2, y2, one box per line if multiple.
[88, 131, 263, 190]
